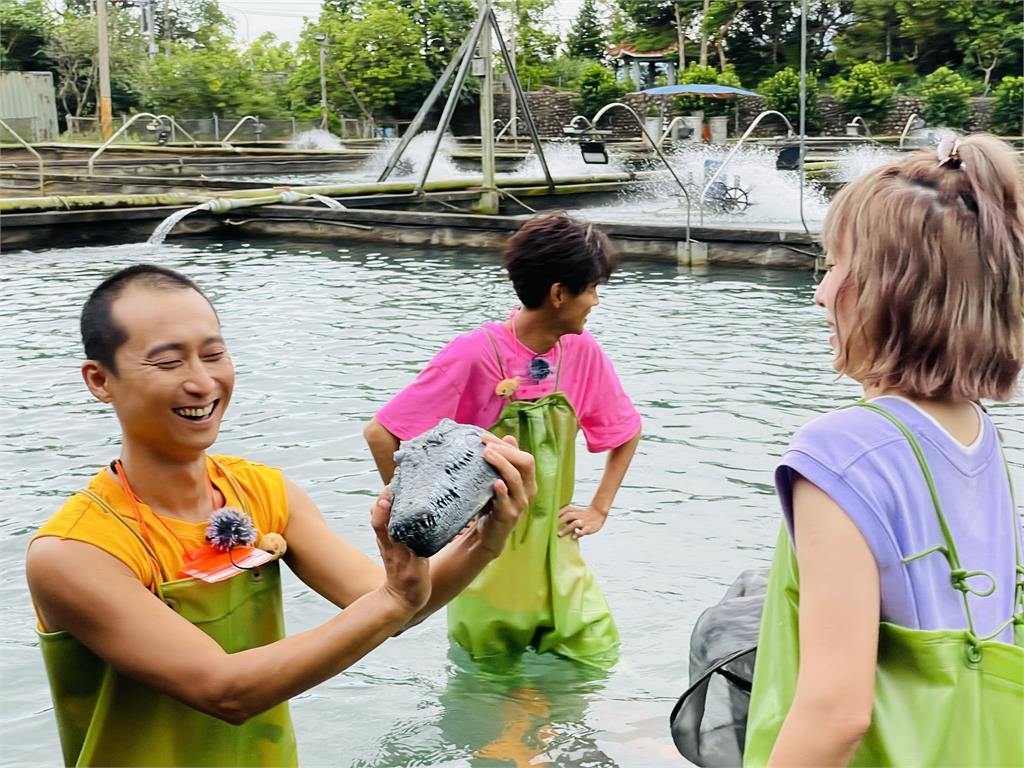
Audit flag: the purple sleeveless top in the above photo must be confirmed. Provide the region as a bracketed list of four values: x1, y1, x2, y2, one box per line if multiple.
[775, 396, 1020, 643]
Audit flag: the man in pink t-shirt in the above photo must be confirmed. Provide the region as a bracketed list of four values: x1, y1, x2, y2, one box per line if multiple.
[364, 212, 641, 662]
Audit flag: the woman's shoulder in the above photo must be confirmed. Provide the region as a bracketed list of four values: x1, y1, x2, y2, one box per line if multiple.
[787, 404, 904, 467]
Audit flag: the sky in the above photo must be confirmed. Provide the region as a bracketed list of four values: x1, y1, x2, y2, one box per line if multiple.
[221, 0, 587, 44]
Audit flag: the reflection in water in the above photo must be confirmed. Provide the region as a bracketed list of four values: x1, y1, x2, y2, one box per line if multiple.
[361, 648, 614, 768]
[441, 649, 611, 768]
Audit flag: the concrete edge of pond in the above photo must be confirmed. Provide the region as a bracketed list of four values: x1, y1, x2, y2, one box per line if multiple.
[2, 203, 821, 270]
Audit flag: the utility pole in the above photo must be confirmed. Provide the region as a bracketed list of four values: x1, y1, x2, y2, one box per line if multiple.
[509, 0, 517, 139]
[477, 1, 498, 214]
[144, 0, 157, 58]
[95, 0, 113, 139]
[163, 0, 171, 56]
[674, 3, 685, 70]
[699, 0, 710, 66]
[316, 33, 329, 129]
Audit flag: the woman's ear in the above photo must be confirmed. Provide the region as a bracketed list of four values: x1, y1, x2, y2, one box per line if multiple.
[81, 360, 114, 404]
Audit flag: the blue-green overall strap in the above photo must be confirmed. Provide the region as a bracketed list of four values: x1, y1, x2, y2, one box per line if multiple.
[855, 401, 1022, 641]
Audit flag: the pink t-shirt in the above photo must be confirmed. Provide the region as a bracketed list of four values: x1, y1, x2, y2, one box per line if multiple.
[376, 316, 641, 453]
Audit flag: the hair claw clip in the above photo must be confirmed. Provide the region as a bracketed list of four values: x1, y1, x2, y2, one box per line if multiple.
[936, 136, 964, 169]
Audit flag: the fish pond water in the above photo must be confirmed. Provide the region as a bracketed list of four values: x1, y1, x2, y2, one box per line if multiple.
[2, 238, 1021, 767]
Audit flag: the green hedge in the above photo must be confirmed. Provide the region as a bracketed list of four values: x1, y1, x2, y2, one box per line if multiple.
[921, 67, 973, 128]
[991, 76, 1023, 135]
[833, 62, 895, 126]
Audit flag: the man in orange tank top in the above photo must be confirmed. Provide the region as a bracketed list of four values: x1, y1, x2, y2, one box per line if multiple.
[26, 265, 536, 766]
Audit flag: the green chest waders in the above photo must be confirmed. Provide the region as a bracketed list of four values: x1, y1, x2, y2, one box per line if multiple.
[744, 403, 1024, 767]
[447, 334, 619, 665]
[38, 462, 298, 767]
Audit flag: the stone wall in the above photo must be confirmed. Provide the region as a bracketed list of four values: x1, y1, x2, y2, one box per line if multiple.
[493, 88, 579, 138]
[488, 89, 654, 140]
[463, 89, 997, 141]
[736, 94, 997, 138]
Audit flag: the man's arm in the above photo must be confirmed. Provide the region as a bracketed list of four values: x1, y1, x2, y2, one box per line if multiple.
[27, 437, 534, 726]
[767, 477, 878, 767]
[364, 417, 400, 484]
[27, 498, 428, 726]
[558, 427, 641, 539]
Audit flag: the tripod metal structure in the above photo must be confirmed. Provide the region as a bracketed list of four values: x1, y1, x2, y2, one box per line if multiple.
[376, 1, 553, 209]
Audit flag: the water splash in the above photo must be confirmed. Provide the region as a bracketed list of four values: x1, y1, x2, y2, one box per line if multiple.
[147, 203, 213, 245]
[832, 146, 902, 182]
[568, 144, 830, 228]
[290, 129, 346, 151]
[360, 132, 471, 181]
[510, 140, 626, 179]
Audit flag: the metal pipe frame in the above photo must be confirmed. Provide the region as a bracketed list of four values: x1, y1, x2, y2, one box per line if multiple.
[376, 29, 478, 182]
[698, 109, 795, 225]
[495, 115, 520, 141]
[847, 115, 873, 139]
[487, 5, 552, 187]
[0, 118, 45, 192]
[414, 7, 490, 193]
[898, 112, 920, 149]
[220, 115, 262, 148]
[87, 113, 198, 175]
[656, 116, 694, 149]
[589, 102, 692, 258]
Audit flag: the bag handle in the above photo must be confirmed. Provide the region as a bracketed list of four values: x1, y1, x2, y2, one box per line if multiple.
[855, 401, 1022, 645]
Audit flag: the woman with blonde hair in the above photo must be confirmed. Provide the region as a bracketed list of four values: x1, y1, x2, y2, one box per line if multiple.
[744, 134, 1024, 767]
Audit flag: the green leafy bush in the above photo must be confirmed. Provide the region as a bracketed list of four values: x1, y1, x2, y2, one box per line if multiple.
[921, 67, 973, 127]
[757, 67, 820, 130]
[833, 62, 895, 125]
[574, 64, 630, 117]
[990, 76, 1023, 135]
[673, 63, 742, 118]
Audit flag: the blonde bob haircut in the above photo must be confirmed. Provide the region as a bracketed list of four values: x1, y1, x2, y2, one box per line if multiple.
[822, 133, 1024, 402]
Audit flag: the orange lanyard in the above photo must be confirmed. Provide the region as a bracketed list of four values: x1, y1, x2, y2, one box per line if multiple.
[111, 458, 220, 557]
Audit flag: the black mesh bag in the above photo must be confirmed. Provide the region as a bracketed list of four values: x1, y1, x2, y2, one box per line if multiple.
[669, 568, 768, 766]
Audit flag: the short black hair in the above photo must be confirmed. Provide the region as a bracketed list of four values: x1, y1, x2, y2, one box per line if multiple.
[80, 264, 213, 375]
[504, 212, 617, 309]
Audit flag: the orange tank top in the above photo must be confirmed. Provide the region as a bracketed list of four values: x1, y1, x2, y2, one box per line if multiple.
[33, 455, 289, 589]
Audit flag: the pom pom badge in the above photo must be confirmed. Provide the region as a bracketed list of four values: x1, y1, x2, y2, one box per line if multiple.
[206, 507, 257, 551]
[178, 507, 274, 583]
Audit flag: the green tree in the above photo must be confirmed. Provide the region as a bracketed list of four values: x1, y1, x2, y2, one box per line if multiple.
[241, 34, 297, 118]
[44, 12, 144, 119]
[574, 63, 630, 116]
[833, 61, 895, 125]
[291, 2, 432, 122]
[948, 1, 1023, 94]
[833, 0, 907, 68]
[990, 76, 1023, 136]
[407, 0, 476, 80]
[154, 0, 235, 51]
[0, 0, 55, 71]
[142, 37, 256, 116]
[567, 0, 606, 60]
[920, 67, 972, 128]
[673, 61, 741, 117]
[757, 66, 819, 130]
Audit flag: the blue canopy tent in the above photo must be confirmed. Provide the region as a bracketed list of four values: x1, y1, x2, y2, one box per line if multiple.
[640, 84, 762, 98]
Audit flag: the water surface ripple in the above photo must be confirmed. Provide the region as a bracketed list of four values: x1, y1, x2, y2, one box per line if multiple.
[2, 239, 1020, 767]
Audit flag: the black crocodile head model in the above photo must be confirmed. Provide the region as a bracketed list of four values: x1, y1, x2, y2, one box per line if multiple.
[388, 419, 499, 557]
